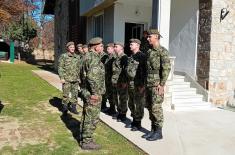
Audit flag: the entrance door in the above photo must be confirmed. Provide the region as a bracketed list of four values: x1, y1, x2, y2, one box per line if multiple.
[125, 22, 145, 56]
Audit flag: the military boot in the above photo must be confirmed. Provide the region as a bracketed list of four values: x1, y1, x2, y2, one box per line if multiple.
[69, 103, 79, 115]
[61, 104, 68, 115]
[117, 114, 127, 122]
[81, 141, 101, 150]
[126, 119, 136, 128]
[142, 124, 156, 138]
[146, 128, 163, 141]
[106, 108, 117, 116]
[131, 120, 142, 131]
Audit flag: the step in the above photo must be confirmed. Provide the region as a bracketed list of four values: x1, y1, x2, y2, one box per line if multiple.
[173, 78, 185, 82]
[172, 90, 196, 96]
[173, 106, 217, 111]
[173, 97, 203, 103]
[172, 87, 197, 92]
[172, 101, 211, 107]
[173, 75, 185, 79]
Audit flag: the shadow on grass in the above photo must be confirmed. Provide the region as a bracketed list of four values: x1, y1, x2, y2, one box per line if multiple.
[49, 97, 81, 144]
[0, 100, 4, 113]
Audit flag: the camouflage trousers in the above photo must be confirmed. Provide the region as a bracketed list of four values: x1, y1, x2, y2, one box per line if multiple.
[102, 82, 113, 109]
[62, 81, 79, 105]
[145, 87, 164, 128]
[81, 95, 102, 143]
[113, 84, 128, 114]
[128, 86, 145, 121]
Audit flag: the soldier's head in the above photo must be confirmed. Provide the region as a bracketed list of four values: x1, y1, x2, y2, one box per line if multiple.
[147, 29, 162, 45]
[76, 44, 83, 54]
[89, 37, 104, 54]
[106, 43, 114, 55]
[66, 41, 75, 53]
[129, 39, 141, 53]
[143, 30, 148, 38]
[82, 44, 89, 53]
[114, 42, 124, 55]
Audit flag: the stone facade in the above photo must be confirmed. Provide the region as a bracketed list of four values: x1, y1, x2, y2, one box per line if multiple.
[209, 0, 235, 106]
[197, 0, 212, 89]
[53, 0, 69, 70]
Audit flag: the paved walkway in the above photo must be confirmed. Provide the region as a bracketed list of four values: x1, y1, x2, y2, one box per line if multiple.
[33, 70, 235, 155]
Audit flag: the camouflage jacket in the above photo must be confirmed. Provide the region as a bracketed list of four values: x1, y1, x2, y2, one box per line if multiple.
[112, 52, 128, 84]
[103, 53, 116, 84]
[82, 51, 106, 96]
[58, 52, 81, 82]
[127, 51, 147, 87]
[146, 45, 171, 87]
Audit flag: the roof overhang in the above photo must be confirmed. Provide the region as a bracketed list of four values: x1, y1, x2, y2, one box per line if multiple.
[43, 0, 56, 15]
[82, 0, 117, 16]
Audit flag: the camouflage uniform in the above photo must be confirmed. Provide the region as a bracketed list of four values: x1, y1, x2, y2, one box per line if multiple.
[80, 51, 106, 144]
[140, 37, 151, 54]
[112, 52, 128, 116]
[145, 45, 171, 128]
[58, 52, 81, 107]
[127, 51, 147, 122]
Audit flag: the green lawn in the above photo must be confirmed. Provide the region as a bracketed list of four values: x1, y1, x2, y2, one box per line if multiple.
[0, 62, 144, 155]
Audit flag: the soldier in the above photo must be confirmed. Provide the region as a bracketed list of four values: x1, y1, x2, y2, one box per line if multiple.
[58, 41, 81, 115]
[80, 37, 105, 150]
[140, 30, 151, 54]
[112, 42, 128, 122]
[126, 39, 146, 131]
[82, 44, 89, 53]
[142, 29, 171, 141]
[101, 43, 117, 114]
[76, 43, 83, 55]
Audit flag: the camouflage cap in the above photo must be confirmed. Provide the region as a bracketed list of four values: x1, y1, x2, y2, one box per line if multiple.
[66, 41, 75, 48]
[106, 43, 114, 47]
[114, 42, 124, 48]
[129, 38, 141, 45]
[82, 44, 88, 48]
[89, 37, 103, 46]
[147, 29, 163, 38]
[76, 43, 83, 48]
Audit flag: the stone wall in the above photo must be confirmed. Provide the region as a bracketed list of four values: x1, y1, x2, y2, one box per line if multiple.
[54, 0, 69, 71]
[32, 49, 54, 61]
[197, 0, 212, 89]
[209, 0, 235, 106]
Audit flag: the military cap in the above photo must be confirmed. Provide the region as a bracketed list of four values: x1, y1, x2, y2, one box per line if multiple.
[114, 42, 124, 48]
[147, 29, 163, 37]
[89, 37, 103, 45]
[106, 43, 114, 47]
[129, 38, 141, 45]
[66, 41, 75, 48]
[82, 44, 88, 48]
[76, 43, 83, 48]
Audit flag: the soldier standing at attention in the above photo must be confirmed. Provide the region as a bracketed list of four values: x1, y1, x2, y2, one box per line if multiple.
[82, 44, 89, 53]
[80, 37, 105, 150]
[140, 30, 151, 54]
[126, 39, 146, 131]
[112, 42, 128, 122]
[76, 43, 83, 55]
[142, 29, 171, 141]
[58, 41, 81, 115]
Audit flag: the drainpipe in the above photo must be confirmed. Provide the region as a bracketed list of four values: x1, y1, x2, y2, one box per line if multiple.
[152, 0, 159, 29]
[10, 40, 14, 63]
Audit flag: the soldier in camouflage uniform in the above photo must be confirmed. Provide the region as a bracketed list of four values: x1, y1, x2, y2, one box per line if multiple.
[126, 39, 147, 131]
[80, 37, 105, 150]
[112, 42, 128, 122]
[58, 41, 81, 115]
[76, 43, 83, 55]
[140, 30, 151, 54]
[141, 29, 171, 141]
[82, 44, 89, 53]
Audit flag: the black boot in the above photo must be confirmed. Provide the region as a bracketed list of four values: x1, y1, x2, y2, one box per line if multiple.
[146, 128, 163, 141]
[126, 119, 136, 128]
[69, 103, 79, 115]
[117, 114, 127, 122]
[142, 124, 155, 138]
[61, 104, 68, 115]
[106, 108, 117, 116]
[131, 120, 142, 131]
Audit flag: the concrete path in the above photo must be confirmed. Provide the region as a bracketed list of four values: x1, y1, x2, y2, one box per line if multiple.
[33, 70, 235, 155]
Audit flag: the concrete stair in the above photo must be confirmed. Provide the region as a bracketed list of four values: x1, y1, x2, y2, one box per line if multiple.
[167, 75, 216, 111]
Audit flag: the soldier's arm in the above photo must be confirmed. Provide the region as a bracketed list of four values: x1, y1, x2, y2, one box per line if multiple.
[58, 54, 65, 80]
[160, 49, 171, 86]
[111, 59, 121, 84]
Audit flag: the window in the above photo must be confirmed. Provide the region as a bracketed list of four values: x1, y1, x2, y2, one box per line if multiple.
[93, 14, 104, 38]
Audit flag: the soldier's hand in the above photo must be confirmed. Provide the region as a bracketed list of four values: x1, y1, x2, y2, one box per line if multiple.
[156, 85, 164, 96]
[61, 79, 65, 84]
[90, 95, 99, 106]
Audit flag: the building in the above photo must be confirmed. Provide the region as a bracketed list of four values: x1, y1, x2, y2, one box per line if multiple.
[43, 0, 235, 107]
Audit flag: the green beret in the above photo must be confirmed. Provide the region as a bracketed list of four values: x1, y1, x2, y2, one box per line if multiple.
[106, 43, 114, 47]
[89, 37, 103, 46]
[147, 29, 162, 38]
[66, 41, 75, 48]
[129, 38, 141, 45]
[76, 44, 83, 48]
[114, 42, 124, 48]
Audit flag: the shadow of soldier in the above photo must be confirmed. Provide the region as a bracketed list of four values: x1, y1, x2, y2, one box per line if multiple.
[49, 97, 81, 144]
[0, 100, 4, 113]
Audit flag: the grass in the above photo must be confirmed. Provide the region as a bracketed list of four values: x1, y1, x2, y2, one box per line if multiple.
[0, 62, 145, 155]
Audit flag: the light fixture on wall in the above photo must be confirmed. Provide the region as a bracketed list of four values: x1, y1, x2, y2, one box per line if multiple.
[135, 8, 141, 16]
